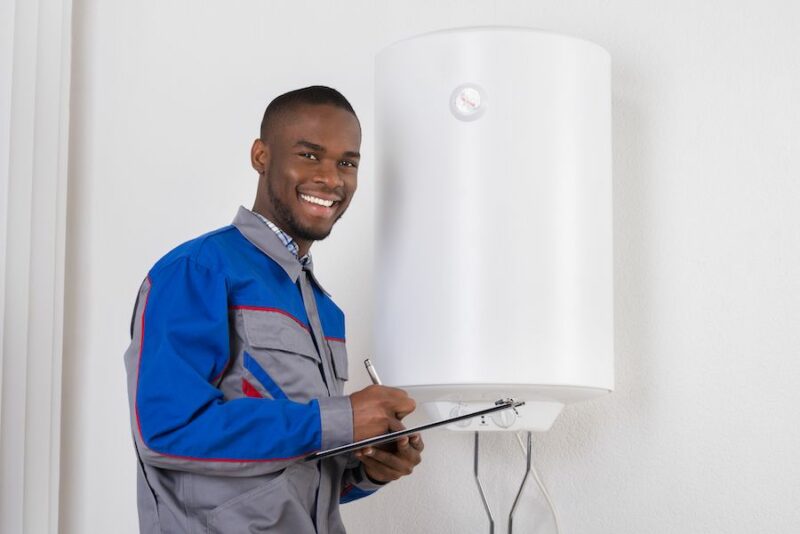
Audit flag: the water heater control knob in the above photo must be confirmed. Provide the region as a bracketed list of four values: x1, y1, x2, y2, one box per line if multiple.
[448, 403, 473, 428]
[490, 408, 517, 429]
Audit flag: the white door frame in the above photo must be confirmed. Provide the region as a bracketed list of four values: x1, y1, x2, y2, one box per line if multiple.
[0, 0, 73, 532]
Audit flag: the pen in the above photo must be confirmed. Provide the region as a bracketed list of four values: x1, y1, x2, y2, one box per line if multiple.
[363, 358, 383, 385]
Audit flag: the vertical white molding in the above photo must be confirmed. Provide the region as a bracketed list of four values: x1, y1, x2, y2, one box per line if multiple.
[0, 0, 72, 532]
[0, 0, 18, 435]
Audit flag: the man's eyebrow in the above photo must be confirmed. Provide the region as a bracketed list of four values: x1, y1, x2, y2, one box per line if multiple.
[295, 139, 360, 159]
[295, 140, 325, 151]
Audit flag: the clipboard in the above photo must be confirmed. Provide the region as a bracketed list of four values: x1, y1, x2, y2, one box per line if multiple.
[304, 399, 525, 462]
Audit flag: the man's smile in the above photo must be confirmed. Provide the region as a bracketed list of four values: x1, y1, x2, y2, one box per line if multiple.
[299, 193, 339, 208]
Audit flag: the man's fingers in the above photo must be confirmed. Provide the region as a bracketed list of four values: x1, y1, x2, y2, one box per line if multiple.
[377, 386, 416, 418]
[387, 418, 406, 433]
[355, 428, 424, 483]
[395, 396, 417, 419]
[395, 396, 416, 419]
[390, 396, 416, 420]
[357, 448, 418, 480]
[385, 417, 422, 452]
[358, 456, 404, 482]
[351, 385, 417, 441]
[359, 442, 420, 469]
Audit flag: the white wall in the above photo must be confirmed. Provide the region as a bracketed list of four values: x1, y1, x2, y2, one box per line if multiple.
[61, 1, 800, 533]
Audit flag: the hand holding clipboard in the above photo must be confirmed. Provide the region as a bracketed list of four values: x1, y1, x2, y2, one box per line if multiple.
[305, 359, 524, 462]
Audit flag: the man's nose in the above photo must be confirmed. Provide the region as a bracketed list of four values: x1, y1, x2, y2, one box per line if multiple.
[313, 160, 344, 188]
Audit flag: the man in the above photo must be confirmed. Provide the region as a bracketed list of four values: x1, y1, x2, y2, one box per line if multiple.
[124, 86, 423, 534]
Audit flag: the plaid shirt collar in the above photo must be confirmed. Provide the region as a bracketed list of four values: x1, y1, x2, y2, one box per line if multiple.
[234, 207, 330, 296]
[251, 210, 310, 266]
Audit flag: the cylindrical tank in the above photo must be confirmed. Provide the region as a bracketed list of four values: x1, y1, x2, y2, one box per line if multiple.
[374, 27, 613, 431]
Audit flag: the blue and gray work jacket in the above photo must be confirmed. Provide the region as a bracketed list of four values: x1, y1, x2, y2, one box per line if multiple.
[124, 206, 383, 534]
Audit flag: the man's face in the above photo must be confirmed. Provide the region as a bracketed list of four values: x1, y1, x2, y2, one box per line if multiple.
[253, 103, 361, 252]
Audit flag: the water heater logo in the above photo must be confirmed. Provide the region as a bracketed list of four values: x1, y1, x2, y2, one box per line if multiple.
[450, 83, 487, 121]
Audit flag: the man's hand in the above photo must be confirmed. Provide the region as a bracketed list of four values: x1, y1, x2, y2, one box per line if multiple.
[355, 420, 424, 483]
[349, 385, 424, 483]
[350, 385, 416, 441]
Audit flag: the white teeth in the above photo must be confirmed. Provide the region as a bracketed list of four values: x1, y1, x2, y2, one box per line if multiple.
[300, 194, 335, 207]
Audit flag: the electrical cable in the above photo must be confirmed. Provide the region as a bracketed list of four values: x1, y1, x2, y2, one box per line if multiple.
[514, 432, 562, 534]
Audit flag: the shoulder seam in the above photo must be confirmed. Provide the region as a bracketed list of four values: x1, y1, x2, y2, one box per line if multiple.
[149, 225, 237, 278]
[149, 251, 222, 280]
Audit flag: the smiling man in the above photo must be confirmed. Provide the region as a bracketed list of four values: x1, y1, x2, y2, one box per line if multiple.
[252, 98, 361, 251]
[123, 86, 423, 534]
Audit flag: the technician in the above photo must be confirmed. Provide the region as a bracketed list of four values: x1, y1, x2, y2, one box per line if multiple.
[123, 86, 423, 534]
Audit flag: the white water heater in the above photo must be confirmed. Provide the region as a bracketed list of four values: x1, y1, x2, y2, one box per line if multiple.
[374, 27, 613, 431]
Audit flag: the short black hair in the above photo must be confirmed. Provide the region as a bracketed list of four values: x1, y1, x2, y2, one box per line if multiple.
[260, 85, 358, 140]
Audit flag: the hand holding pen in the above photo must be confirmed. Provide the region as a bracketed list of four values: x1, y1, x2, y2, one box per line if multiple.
[346, 359, 424, 482]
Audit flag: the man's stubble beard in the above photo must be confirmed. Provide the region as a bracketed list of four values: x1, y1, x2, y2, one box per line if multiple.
[266, 175, 339, 243]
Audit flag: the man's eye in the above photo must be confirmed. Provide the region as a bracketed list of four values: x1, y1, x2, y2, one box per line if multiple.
[300, 153, 318, 161]
[339, 160, 357, 168]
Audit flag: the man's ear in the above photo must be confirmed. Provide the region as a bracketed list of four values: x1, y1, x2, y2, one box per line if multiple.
[250, 138, 270, 175]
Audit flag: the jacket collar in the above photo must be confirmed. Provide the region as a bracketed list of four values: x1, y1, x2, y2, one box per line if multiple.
[232, 206, 330, 296]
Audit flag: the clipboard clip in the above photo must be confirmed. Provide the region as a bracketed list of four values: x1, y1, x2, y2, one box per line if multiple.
[495, 398, 521, 416]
